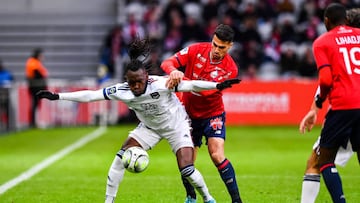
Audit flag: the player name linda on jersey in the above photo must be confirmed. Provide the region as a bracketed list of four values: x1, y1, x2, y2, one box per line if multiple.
[335, 35, 360, 45]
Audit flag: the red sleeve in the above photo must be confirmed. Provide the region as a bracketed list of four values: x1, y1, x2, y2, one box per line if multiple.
[318, 66, 332, 99]
[160, 55, 179, 74]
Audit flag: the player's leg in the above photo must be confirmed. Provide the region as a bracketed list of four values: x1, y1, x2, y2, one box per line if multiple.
[301, 141, 321, 203]
[301, 138, 354, 203]
[208, 137, 242, 203]
[318, 146, 345, 203]
[181, 119, 204, 202]
[182, 173, 197, 203]
[206, 113, 242, 203]
[349, 117, 360, 166]
[105, 137, 141, 203]
[176, 147, 215, 203]
[105, 123, 160, 203]
[105, 137, 142, 203]
[168, 122, 215, 203]
[317, 110, 351, 203]
[105, 154, 124, 203]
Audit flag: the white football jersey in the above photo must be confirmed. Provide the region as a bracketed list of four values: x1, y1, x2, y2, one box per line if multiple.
[103, 76, 188, 131]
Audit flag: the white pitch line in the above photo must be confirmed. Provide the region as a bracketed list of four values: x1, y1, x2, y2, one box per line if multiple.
[0, 126, 107, 195]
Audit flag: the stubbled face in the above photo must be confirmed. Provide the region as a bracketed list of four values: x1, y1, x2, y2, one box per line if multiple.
[210, 35, 233, 62]
[125, 68, 148, 96]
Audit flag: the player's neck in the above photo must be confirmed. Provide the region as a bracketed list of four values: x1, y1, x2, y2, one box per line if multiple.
[209, 52, 222, 65]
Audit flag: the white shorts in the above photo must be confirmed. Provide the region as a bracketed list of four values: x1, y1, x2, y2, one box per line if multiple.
[129, 122, 194, 154]
[313, 136, 354, 167]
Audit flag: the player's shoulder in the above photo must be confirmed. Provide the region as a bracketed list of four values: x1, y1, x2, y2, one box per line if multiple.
[148, 75, 168, 88]
[351, 26, 360, 34]
[313, 32, 330, 47]
[223, 54, 238, 68]
[177, 42, 210, 57]
[184, 42, 211, 51]
[105, 82, 129, 92]
[148, 75, 167, 82]
[102, 82, 130, 99]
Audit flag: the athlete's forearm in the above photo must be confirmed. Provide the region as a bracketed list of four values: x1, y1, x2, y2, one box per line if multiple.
[176, 80, 217, 92]
[161, 56, 179, 74]
[59, 89, 105, 102]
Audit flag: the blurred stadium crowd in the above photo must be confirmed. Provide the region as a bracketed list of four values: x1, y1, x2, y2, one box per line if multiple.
[100, 0, 360, 81]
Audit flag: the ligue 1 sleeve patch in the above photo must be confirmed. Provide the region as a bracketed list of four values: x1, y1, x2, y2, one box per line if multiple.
[179, 47, 189, 55]
[107, 86, 117, 95]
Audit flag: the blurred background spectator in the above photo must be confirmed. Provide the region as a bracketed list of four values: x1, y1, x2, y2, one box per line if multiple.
[25, 48, 48, 128]
[0, 59, 13, 131]
[3, 0, 360, 84]
[0, 59, 13, 88]
[104, 0, 359, 81]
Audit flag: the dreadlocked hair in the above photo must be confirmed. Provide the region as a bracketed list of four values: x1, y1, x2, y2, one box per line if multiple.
[126, 59, 145, 72]
[128, 36, 151, 62]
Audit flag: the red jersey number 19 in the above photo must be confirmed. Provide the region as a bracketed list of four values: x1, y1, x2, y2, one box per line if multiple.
[339, 47, 360, 74]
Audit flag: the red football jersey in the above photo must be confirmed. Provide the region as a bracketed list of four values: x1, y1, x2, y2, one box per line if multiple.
[165, 42, 238, 119]
[313, 25, 360, 110]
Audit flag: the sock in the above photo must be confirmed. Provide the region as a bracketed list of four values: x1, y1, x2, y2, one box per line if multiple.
[320, 163, 346, 203]
[181, 164, 213, 202]
[217, 159, 242, 203]
[105, 151, 125, 203]
[301, 174, 320, 203]
[181, 175, 196, 199]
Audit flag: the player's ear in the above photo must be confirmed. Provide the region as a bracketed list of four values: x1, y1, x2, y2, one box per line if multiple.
[324, 17, 330, 31]
[227, 41, 234, 51]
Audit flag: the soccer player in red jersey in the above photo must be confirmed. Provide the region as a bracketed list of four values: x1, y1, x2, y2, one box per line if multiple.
[161, 24, 242, 203]
[310, 3, 360, 203]
[299, 7, 360, 203]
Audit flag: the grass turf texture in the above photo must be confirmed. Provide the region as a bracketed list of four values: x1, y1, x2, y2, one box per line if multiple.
[0, 125, 359, 203]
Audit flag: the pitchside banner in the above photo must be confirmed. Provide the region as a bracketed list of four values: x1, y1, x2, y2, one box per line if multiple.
[223, 79, 329, 125]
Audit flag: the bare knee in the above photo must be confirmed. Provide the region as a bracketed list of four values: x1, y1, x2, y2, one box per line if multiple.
[209, 150, 224, 165]
[208, 137, 225, 165]
[305, 150, 320, 174]
[176, 147, 194, 169]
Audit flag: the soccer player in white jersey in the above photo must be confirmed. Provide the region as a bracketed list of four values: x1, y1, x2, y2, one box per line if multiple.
[298, 7, 360, 203]
[36, 37, 240, 203]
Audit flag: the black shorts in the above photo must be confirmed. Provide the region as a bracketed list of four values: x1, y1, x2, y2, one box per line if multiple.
[191, 112, 226, 147]
[320, 109, 360, 151]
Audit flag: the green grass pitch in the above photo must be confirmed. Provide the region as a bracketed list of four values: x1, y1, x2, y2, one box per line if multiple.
[0, 125, 359, 203]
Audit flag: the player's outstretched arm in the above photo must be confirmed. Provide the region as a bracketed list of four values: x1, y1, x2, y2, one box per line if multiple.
[176, 78, 241, 92]
[36, 89, 105, 102]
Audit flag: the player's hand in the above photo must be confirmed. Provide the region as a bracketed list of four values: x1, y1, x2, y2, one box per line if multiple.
[166, 70, 184, 89]
[216, 78, 241, 90]
[299, 109, 317, 134]
[36, 90, 59, 100]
